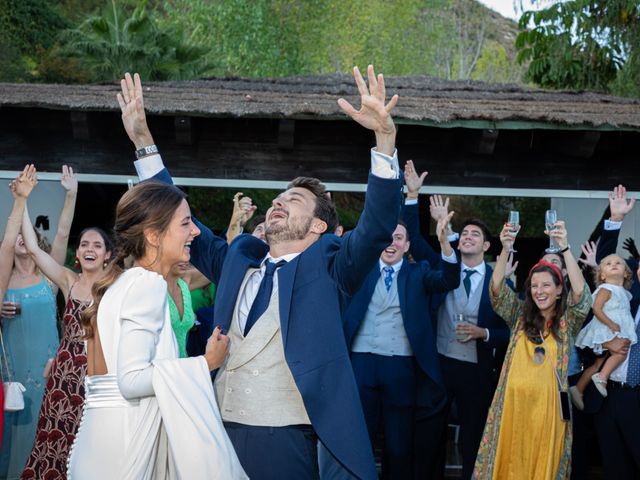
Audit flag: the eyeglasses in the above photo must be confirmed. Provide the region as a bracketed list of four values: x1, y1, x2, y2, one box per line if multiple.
[526, 331, 546, 365]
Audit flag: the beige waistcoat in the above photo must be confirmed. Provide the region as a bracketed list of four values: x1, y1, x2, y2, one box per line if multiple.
[214, 268, 311, 426]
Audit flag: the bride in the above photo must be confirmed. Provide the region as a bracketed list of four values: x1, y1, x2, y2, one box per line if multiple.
[67, 181, 247, 479]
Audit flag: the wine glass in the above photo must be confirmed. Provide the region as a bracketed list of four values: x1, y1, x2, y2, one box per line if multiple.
[545, 209, 560, 253]
[507, 211, 520, 253]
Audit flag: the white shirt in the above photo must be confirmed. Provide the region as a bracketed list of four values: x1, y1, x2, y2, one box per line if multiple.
[602, 218, 638, 382]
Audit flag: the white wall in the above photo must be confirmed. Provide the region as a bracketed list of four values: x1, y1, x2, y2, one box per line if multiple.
[0, 179, 66, 243]
[553, 197, 640, 257]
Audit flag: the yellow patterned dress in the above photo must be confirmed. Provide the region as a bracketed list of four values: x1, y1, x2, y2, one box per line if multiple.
[473, 281, 591, 480]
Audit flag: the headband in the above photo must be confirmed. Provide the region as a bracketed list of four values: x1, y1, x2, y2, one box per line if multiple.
[529, 260, 564, 287]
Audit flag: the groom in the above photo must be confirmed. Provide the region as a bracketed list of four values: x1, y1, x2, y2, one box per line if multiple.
[118, 67, 402, 480]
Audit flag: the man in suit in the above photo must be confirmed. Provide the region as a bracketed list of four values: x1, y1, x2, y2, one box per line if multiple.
[402, 161, 510, 480]
[342, 215, 460, 479]
[117, 67, 401, 480]
[594, 184, 640, 478]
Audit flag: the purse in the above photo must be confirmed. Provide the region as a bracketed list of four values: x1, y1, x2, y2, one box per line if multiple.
[0, 326, 26, 412]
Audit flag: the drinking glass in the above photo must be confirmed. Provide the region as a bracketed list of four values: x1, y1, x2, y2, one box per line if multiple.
[507, 210, 520, 253]
[545, 209, 560, 253]
[454, 314, 468, 341]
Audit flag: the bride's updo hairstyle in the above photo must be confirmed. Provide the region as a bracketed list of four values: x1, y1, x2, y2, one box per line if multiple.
[82, 181, 187, 338]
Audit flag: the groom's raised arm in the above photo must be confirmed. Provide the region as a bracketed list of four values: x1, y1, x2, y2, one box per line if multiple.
[331, 65, 403, 295]
[117, 73, 228, 284]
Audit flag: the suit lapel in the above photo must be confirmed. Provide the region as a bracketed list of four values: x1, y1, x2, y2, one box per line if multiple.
[278, 256, 300, 349]
[397, 261, 409, 316]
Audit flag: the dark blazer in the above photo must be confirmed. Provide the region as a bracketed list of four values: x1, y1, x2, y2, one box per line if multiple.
[595, 226, 640, 317]
[344, 258, 461, 413]
[152, 168, 401, 480]
[401, 203, 509, 376]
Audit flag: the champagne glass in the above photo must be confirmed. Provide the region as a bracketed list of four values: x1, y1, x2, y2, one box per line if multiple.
[507, 211, 520, 253]
[545, 209, 560, 253]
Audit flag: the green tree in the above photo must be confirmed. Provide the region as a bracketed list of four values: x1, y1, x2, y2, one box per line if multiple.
[61, 0, 212, 81]
[516, 0, 640, 96]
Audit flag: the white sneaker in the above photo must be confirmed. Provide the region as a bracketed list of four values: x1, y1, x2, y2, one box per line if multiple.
[591, 373, 608, 397]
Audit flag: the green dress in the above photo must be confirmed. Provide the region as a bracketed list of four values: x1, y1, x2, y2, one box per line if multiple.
[168, 278, 196, 358]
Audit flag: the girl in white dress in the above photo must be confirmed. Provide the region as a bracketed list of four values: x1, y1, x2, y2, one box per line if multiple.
[572, 254, 636, 403]
[67, 181, 247, 479]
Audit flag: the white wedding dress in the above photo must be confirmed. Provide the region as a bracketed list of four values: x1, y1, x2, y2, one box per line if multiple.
[67, 267, 247, 479]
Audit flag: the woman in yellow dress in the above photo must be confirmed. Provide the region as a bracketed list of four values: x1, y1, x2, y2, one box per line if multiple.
[473, 219, 591, 479]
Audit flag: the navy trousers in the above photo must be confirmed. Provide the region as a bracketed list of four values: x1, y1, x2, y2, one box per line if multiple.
[351, 352, 417, 480]
[224, 422, 319, 480]
[593, 386, 640, 478]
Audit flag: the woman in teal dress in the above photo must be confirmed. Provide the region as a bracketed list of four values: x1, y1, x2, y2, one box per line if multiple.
[0, 166, 77, 479]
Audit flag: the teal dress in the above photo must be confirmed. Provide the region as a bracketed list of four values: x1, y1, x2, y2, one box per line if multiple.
[168, 278, 195, 358]
[0, 277, 59, 480]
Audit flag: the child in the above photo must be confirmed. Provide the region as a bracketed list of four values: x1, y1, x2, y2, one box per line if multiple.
[571, 254, 637, 408]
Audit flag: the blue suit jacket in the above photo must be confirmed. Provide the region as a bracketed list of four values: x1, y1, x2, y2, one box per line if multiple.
[596, 226, 640, 317]
[401, 203, 509, 378]
[151, 168, 401, 480]
[343, 257, 460, 414]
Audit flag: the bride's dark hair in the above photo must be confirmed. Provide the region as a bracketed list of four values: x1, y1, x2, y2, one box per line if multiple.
[82, 181, 186, 338]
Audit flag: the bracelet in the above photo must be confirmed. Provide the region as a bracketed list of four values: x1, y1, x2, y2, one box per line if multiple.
[560, 245, 571, 253]
[135, 144, 158, 159]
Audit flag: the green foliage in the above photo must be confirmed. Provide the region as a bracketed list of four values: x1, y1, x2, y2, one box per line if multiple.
[0, 0, 70, 81]
[516, 0, 640, 96]
[60, 0, 212, 81]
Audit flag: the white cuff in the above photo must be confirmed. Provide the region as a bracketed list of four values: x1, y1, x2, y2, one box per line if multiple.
[371, 148, 399, 179]
[441, 251, 457, 264]
[134, 154, 165, 180]
[483, 328, 490, 342]
[604, 219, 623, 231]
[404, 198, 418, 205]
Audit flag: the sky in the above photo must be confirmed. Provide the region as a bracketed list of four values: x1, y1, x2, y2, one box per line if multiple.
[476, 0, 547, 21]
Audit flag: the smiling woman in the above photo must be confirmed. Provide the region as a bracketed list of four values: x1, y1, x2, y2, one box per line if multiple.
[473, 220, 592, 479]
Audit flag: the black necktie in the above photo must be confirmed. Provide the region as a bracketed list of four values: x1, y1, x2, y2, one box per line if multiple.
[244, 260, 286, 336]
[463, 269, 477, 297]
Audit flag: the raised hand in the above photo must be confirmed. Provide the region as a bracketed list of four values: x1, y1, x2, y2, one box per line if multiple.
[499, 223, 517, 252]
[608, 184, 635, 221]
[13, 164, 37, 198]
[579, 241, 598, 268]
[505, 251, 519, 277]
[232, 192, 257, 227]
[436, 211, 455, 257]
[116, 72, 155, 149]
[404, 160, 428, 199]
[546, 220, 568, 249]
[60, 165, 78, 194]
[622, 237, 640, 260]
[338, 65, 398, 155]
[429, 195, 450, 222]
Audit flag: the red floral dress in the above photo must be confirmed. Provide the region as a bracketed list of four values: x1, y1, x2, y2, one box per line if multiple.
[21, 296, 89, 480]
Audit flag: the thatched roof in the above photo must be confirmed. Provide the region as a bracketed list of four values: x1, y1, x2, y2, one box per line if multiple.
[1, 75, 638, 130]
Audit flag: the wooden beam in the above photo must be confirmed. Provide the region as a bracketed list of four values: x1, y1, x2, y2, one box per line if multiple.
[174, 116, 193, 145]
[469, 129, 499, 155]
[70, 112, 90, 140]
[278, 119, 295, 150]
